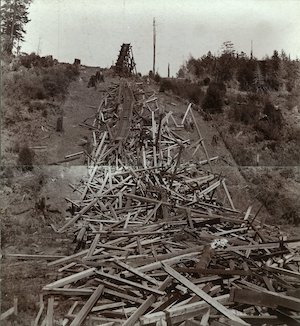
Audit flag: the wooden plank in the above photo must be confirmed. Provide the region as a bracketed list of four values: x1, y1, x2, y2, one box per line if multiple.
[34, 296, 45, 326]
[95, 270, 164, 296]
[103, 288, 144, 304]
[48, 249, 89, 266]
[114, 259, 160, 285]
[122, 277, 172, 326]
[162, 263, 249, 325]
[190, 108, 213, 172]
[175, 267, 251, 276]
[231, 288, 300, 312]
[44, 268, 95, 289]
[264, 265, 300, 279]
[92, 302, 125, 312]
[5, 253, 66, 260]
[43, 287, 93, 296]
[58, 198, 99, 232]
[0, 307, 15, 321]
[86, 224, 102, 257]
[139, 294, 230, 325]
[46, 296, 54, 326]
[69, 284, 104, 326]
[221, 179, 236, 211]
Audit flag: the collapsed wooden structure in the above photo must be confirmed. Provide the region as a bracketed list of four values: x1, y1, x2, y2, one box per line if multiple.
[34, 80, 300, 326]
[114, 44, 136, 77]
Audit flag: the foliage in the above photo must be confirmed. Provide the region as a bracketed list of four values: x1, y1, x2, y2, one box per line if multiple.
[254, 101, 283, 141]
[159, 79, 204, 104]
[2, 54, 79, 127]
[177, 42, 300, 93]
[2, 55, 79, 102]
[263, 101, 283, 127]
[154, 72, 161, 83]
[237, 59, 256, 91]
[1, 0, 32, 54]
[203, 77, 210, 86]
[202, 82, 226, 113]
[233, 104, 260, 125]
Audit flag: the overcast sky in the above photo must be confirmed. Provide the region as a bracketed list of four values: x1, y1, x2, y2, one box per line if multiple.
[21, 0, 300, 76]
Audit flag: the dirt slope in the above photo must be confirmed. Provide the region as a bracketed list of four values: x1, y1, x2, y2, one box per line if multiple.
[0, 69, 271, 323]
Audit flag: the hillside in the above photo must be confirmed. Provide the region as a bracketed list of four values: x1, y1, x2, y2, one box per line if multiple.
[1, 53, 300, 324]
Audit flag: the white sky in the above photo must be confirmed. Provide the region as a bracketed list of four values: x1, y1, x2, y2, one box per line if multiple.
[21, 0, 300, 76]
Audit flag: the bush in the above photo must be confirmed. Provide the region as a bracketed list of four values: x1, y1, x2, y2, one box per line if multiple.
[154, 73, 161, 83]
[202, 82, 226, 113]
[19, 53, 55, 68]
[263, 101, 283, 128]
[2, 63, 79, 102]
[233, 104, 260, 125]
[203, 77, 210, 86]
[159, 79, 204, 104]
[254, 120, 281, 140]
[253, 101, 283, 140]
[17, 145, 35, 170]
[159, 79, 173, 93]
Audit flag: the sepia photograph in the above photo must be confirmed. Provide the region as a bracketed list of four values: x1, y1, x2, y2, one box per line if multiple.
[1, 0, 300, 325]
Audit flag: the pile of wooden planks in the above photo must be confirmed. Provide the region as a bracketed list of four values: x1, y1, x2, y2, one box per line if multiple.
[36, 80, 300, 326]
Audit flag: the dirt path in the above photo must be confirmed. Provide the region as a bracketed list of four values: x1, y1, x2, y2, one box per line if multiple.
[46, 67, 112, 165]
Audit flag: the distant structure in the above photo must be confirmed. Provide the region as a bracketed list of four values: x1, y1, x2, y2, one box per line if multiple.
[114, 43, 136, 77]
[250, 40, 253, 60]
[73, 58, 81, 65]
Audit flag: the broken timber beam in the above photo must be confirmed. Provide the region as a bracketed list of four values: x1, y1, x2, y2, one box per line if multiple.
[162, 263, 249, 325]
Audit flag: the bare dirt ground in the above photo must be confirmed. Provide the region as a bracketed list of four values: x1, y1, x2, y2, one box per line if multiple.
[0, 68, 297, 323]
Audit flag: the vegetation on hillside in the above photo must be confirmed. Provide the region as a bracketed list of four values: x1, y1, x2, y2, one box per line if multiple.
[172, 42, 300, 226]
[2, 53, 79, 166]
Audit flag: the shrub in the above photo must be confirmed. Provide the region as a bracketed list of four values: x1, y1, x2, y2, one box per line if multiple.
[202, 82, 226, 113]
[159, 79, 174, 93]
[159, 79, 203, 104]
[17, 145, 35, 170]
[254, 120, 281, 140]
[154, 73, 161, 83]
[253, 101, 283, 140]
[233, 104, 260, 125]
[19, 53, 55, 68]
[263, 101, 283, 128]
[203, 77, 211, 86]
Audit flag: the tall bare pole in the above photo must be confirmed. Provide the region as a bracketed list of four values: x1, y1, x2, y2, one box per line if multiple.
[153, 17, 156, 74]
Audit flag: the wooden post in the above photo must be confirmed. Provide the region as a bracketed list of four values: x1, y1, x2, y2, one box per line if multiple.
[56, 116, 63, 132]
[190, 108, 213, 172]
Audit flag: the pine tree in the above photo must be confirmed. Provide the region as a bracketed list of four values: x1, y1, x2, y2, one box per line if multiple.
[1, 0, 32, 54]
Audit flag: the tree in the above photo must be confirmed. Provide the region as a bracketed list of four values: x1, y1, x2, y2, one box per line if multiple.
[216, 41, 236, 82]
[221, 41, 235, 56]
[1, 0, 32, 54]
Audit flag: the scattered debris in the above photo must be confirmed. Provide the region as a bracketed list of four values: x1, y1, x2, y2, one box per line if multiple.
[28, 79, 300, 325]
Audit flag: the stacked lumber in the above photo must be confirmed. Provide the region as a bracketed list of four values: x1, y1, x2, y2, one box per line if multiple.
[36, 80, 300, 326]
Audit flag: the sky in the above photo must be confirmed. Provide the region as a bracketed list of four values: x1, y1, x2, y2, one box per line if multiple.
[21, 0, 300, 76]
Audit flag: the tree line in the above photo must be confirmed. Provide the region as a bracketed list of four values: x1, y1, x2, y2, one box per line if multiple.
[177, 41, 300, 93]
